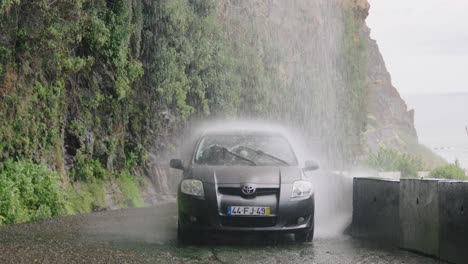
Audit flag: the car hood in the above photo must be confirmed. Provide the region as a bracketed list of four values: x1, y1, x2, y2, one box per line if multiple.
[189, 166, 302, 185]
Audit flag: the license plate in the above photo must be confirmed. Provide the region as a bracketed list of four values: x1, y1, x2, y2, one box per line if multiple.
[227, 206, 270, 216]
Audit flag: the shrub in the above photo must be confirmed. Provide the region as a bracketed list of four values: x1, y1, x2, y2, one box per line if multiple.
[0, 160, 64, 225]
[0, 0, 21, 14]
[429, 163, 467, 180]
[64, 180, 106, 214]
[117, 171, 143, 208]
[367, 147, 423, 177]
[72, 157, 107, 181]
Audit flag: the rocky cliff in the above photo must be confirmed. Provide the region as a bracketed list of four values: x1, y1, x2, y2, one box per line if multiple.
[350, 2, 418, 151]
[365, 31, 418, 152]
[355, 2, 443, 167]
[217, 0, 420, 165]
[0, 0, 427, 218]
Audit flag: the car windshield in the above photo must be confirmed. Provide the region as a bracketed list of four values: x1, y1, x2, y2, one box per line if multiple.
[194, 133, 297, 166]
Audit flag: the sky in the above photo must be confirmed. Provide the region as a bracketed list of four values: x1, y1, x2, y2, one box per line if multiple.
[366, 0, 468, 95]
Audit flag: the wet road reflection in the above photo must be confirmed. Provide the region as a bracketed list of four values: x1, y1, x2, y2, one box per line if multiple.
[0, 203, 443, 264]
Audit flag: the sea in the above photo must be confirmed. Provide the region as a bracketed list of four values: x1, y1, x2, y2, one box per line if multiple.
[404, 93, 468, 170]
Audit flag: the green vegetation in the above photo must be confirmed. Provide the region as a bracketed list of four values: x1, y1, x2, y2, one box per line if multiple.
[391, 131, 447, 169]
[0, 0, 20, 14]
[367, 147, 423, 177]
[429, 162, 467, 180]
[0, 0, 229, 224]
[338, 9, 369, 163]
[63, 170, 144, 215]
[64, 180, 106, 214]
[117, 171, 144, 208]
[0, 160, 64, 225]
[0, 1, 381, 224]
[0, 160, 146, 224]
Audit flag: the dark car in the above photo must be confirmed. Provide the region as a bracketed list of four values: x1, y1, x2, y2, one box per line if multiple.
[170, 129, 319, 243]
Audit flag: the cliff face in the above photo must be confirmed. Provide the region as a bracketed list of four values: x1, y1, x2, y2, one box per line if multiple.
[217, 0, 360, 167]
[0, 0, 421, 203]
[218, 0, 419, 165]
[352, 2, 419, 153]
[365, 32, 418, 152]
[345, 1, 442, 167]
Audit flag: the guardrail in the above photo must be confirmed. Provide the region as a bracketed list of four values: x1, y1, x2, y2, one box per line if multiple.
[352, 177, 468, 264]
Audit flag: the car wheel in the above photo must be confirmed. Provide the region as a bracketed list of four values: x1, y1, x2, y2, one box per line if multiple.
[177, 221, 190, 244]
[295, 222, 314, 243]
[177, 219, 199, 245]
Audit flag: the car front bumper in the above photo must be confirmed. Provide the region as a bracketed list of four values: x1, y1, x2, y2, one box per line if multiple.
[178, 187, 315, 233]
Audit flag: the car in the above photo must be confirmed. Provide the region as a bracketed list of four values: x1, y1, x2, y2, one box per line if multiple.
[170, 128, 319, 243]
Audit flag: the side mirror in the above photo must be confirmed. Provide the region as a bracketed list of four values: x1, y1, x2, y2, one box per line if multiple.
[170, 159, 184, 170]
[303, 160, 319, 172]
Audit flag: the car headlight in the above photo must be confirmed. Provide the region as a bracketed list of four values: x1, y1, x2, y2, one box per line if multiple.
[181, 179, 205, 197]
[291, 180, 313, 198]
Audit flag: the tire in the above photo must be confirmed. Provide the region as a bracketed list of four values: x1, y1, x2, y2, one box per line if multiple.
[177, 222, 190, 244]
[177, 219, 199, 245]
[295, 222, 314, 243]
[177, 213, 187, 244]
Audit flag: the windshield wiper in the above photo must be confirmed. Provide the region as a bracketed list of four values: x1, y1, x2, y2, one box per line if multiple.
[219, 146, 257, 166]
[235, 146, 289, 165]
[200, 145, 256, 165]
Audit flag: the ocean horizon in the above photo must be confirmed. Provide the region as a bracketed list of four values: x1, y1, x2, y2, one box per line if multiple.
[403, 92, 468, 170]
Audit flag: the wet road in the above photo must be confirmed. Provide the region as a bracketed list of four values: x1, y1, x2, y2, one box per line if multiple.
[0, 203, 443, 264]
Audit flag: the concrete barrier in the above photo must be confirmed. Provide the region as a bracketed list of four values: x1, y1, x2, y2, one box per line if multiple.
[399, 179, 441, 257]
[351, 178, 400, 245]
[439, 181, 468, 264]
[352, 177, 468, 264]
[378, 171, 401, 179]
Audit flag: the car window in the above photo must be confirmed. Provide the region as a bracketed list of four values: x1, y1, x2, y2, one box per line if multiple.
[194, 133, 298, 166]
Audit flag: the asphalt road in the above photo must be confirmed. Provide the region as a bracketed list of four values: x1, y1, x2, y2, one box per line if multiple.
[0, 202, 445, 264]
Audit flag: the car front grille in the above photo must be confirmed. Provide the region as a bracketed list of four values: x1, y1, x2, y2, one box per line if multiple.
[220, 216, 277, 227]
[218, 187, 278, 197]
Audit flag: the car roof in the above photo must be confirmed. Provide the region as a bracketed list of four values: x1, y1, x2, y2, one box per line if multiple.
[201, 128, 284, 136]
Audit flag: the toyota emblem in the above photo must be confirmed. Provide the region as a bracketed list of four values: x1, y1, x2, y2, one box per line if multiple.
[241, 185, 256, 195]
